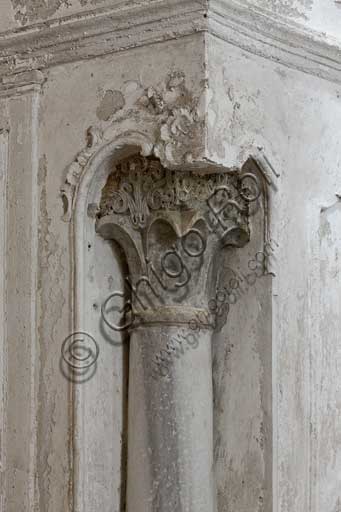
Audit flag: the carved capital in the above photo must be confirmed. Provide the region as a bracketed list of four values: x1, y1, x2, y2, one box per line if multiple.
[96, 154, 250, 324]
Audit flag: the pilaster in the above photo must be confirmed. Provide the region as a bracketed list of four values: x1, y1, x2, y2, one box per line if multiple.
[0, 69, 44, 512]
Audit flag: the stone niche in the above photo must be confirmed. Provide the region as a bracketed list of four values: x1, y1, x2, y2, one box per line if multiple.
[63, 136, 272, 512]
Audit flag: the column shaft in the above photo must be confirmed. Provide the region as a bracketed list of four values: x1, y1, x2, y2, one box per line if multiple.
[126, 322, 216, 512]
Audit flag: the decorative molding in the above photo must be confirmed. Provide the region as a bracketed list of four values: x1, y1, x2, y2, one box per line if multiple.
[61, 126, 105, 222]
[209, 0, 341, 85]
[61, 127, 274, 227]
[61, 72, 210, 222]
[1, 0, 341, 85]
[0, 70, 45, 97]
[0, 0, 206, 78]
[98, 154, 247, 231]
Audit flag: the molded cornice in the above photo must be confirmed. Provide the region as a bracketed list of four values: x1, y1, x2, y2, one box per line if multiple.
[0, 69, 44, 96]
[210, 0, 341, 85]
[1, 0, 341, 85]
[0, 1, 207, 78]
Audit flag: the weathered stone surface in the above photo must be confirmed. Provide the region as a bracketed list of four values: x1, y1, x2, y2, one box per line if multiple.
[0, 2, 341, 512]
[96, 152, 251, 511]
[0, 0, 341, 40]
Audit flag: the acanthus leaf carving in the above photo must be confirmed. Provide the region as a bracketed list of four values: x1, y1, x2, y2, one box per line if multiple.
[61, 72, 209, 222]
[96, 153, 251, 320]
[98, 155, 248, 232]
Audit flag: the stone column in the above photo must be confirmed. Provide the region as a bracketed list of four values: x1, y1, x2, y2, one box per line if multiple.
[96, 154, 250, 512]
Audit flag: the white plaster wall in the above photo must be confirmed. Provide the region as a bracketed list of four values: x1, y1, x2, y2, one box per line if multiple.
[207, 34, 341, 512]
[233, 0, 341, 40]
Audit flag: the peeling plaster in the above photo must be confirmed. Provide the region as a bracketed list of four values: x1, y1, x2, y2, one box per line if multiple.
[62, 70, 209, 222]
[96, 89, 125, 121]
[11, 0, 72, 25]
[9, 0, 115, 25]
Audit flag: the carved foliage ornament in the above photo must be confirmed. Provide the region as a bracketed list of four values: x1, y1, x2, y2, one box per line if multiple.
[96, 154, 253, 318]
[61, 72, 208, 221]
[98, 155, 249, 231]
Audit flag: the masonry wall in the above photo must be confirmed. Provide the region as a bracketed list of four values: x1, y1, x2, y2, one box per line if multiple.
[0, 2, 341, 512]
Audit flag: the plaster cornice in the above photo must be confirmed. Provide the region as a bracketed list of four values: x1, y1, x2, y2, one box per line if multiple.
[0, 69, 45, 96]
[1, 0, 341, 86]
[0, 1, 207, 78]
[210, 0, 341, 85]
